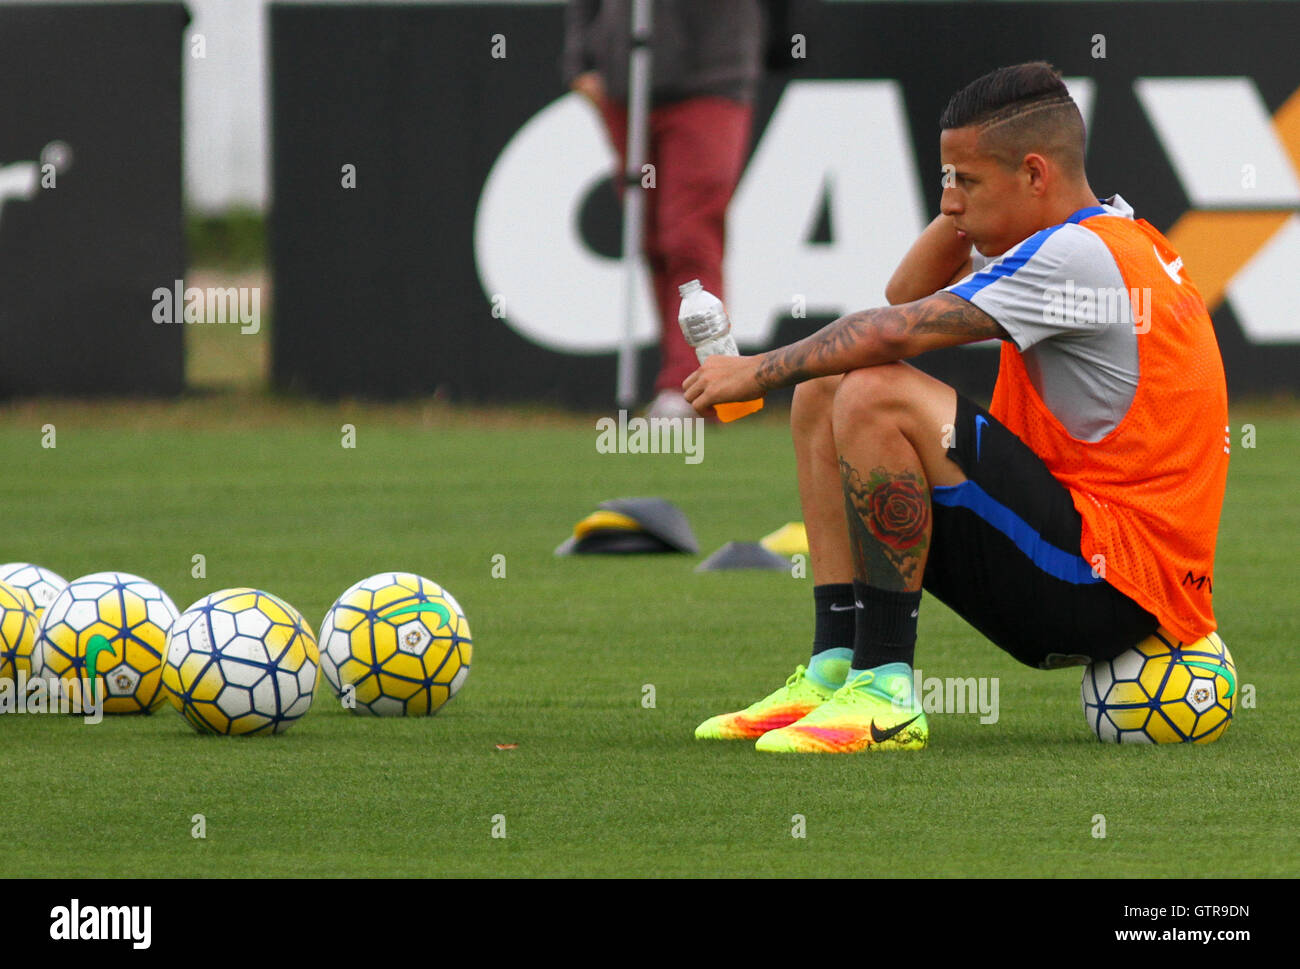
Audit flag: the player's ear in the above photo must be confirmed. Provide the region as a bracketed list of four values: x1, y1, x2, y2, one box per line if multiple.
[1022, 152, 1051, 195]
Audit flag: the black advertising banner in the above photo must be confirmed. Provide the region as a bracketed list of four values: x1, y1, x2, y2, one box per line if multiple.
[270, 1, 1300, 405]
[0, 3, 188, 397]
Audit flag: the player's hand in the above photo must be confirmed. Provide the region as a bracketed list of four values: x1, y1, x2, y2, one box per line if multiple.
[682, 355, 764, 416]
[571, 71, 606, 108]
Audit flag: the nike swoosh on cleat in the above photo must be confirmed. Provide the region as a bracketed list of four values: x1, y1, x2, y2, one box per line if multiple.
[828, 603, 855, 612]
[869, 715, 921, 744]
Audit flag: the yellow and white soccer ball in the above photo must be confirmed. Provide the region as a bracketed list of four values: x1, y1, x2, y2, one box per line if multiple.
[162, 588, 320, 735]
[319, 572, 472, 716]
[1082, 630, 1236, 743]
[32, 572, 179, 713]
[0, 580, 39, 687]
[0, 562, 69, 618]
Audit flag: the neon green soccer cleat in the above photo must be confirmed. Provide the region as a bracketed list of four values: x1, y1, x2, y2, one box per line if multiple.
[694, 665, 834, 740]
[754, 669, 928, 753]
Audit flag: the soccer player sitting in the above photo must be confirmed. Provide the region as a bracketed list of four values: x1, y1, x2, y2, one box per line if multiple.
[683, 61, 1229, 752]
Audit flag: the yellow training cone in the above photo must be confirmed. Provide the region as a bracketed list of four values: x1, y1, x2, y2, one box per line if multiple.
[759, 521, 808, 558]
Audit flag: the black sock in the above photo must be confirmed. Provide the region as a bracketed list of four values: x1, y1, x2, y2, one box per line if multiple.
[852, 580, 921, 670]
[812, 583, 856, 655]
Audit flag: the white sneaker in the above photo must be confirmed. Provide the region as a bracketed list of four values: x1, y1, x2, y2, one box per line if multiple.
[646, 390, 698, 420]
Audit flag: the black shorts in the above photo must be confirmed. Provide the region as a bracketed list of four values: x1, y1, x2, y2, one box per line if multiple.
[922, 395, 1158, 669]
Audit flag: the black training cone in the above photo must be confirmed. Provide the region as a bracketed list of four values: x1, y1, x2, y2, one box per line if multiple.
[555, 496, 698, 555]
[694, 541, 791, 572]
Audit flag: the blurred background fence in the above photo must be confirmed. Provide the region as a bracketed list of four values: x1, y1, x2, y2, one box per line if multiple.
[2, 0, 1297, 402]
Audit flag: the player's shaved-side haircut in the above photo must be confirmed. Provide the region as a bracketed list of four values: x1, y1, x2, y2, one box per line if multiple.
[940, 62, 1087, 176]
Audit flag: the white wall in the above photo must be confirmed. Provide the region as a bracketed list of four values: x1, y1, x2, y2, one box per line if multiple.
[186, 0, 266, 211]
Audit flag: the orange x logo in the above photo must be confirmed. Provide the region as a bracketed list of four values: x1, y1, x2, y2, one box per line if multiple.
[1165, 87, 1300, 310]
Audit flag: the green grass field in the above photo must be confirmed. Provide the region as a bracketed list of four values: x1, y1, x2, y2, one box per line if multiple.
[0, 391, 1296, 878]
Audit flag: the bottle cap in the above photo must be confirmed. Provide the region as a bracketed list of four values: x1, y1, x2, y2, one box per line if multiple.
[677, 279, 702, 298]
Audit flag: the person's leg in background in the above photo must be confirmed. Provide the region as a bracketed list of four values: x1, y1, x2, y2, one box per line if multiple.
[644, 96, 754, 412]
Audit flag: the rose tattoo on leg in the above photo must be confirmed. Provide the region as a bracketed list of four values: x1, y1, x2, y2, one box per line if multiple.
[839, 458, 930, 591]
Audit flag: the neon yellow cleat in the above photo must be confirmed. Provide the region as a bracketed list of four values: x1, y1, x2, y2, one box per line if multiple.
[755, 669, 928, 753]
[694, 665, 834, 740]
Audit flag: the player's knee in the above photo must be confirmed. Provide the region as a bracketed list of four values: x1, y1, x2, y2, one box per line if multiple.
[832, 363, 912, 427]
[791, 375, 839, 433]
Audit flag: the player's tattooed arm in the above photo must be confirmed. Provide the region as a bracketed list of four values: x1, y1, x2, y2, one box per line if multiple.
[754, 292, 1007, 391]
[840, 459, 930, 591]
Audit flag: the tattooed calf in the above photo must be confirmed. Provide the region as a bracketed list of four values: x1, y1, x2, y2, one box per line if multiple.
[839, 459, 931, 590]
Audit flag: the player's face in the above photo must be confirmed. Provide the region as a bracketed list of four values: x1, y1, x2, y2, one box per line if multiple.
[938, 126, 1040, 257]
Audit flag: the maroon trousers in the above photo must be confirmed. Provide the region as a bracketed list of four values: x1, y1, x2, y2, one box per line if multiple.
[599, 96, 754, 393]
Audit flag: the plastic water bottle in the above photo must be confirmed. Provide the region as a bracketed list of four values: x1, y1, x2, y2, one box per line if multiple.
[677, 279, 764, 422]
